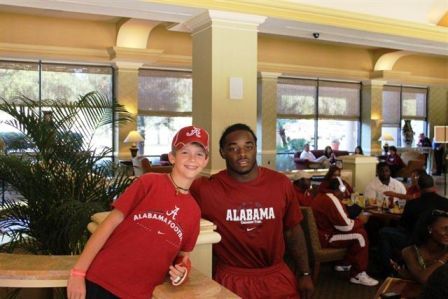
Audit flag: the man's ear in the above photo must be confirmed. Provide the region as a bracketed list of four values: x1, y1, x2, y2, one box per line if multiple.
[219, 148, 225, 159]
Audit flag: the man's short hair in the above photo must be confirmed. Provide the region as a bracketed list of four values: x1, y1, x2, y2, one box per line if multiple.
[376, 162, 389, 173]
[389, 146, 397, 152]
[219, 123, 257, 149]
[418, 174, 434, 189]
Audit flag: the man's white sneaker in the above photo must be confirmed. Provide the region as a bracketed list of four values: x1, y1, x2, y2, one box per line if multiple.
[349, 272, 379, 286]
[334, 265, 352, 272]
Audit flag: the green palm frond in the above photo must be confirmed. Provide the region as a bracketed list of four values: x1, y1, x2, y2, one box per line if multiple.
[0, 91, 134, 254]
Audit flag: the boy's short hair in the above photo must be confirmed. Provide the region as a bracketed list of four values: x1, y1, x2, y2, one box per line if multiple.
[172, 126, 209, 152]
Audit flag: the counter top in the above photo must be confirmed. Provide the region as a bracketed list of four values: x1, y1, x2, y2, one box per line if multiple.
[0, 253, 239, 298]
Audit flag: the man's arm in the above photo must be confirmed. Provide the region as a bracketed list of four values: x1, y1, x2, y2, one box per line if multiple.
[285, 223, 314, 299]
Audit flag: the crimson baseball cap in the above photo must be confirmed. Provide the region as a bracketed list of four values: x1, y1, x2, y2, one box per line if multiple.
[172, 125, 209, 152]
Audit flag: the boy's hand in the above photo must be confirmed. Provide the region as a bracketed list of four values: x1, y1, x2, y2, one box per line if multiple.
[67, 275, 86, 299]
[169, 255, 191, 286]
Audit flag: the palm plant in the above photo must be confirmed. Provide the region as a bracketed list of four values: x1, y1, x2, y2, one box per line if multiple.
[0, 91, 134, 255]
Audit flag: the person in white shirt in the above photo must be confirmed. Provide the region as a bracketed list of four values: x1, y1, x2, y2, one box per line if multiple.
[299, 143, 330, 168]
[364, 162, 406, 205]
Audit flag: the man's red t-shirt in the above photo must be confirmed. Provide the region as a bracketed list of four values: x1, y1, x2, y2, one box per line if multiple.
[86, 173, 201, 299]
[191, 167, 302, 268]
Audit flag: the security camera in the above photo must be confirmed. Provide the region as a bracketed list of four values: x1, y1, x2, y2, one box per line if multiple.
[312, 32, 320, 39]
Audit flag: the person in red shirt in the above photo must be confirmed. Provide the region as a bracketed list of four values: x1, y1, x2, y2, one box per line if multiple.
[385, 146, 405, 177]
[311, 178, 379, 286]
[67, 126, 210, 299]
[191, 123, 313, 299]
[384, 168, 426, 202]
[317, 165, 353, 198]
[293, 174, 314, 207]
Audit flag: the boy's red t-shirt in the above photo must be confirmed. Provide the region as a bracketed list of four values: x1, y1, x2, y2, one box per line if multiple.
[86, 173, 201, 299]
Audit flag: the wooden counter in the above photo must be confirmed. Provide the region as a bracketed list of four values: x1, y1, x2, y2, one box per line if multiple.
[0, 253, 239, 298]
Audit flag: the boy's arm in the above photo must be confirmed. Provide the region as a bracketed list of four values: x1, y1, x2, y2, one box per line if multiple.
[67, 209, 124, 299]
[73, 209, 125, 271]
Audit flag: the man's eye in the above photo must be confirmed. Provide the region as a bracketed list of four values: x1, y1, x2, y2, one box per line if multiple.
[228, 147, 238, 152]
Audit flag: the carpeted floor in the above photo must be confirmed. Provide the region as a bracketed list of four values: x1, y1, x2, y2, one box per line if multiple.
[313, 263, 381, 299]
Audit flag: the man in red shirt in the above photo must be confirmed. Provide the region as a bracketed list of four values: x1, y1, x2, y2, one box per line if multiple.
[311, 178, 378, 286]
[191, 123, 313, 299]
[293, 174, 314, 207]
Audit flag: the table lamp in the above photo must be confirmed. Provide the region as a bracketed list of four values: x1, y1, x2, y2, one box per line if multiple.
[378, 133, 394, 155]
[124, 130, 144, 158]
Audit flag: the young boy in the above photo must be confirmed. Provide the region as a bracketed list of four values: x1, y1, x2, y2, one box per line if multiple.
[67, 125, 209, 299]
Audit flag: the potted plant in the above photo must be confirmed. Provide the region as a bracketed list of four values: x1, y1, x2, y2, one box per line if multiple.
[0, 91, 134, 255]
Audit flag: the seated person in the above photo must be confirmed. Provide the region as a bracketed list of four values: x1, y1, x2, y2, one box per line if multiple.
[317, 166, 361, 219]
[354, 146, 364, 155]
[299, 143, 330, 168]
[401, 209, 448, 284]
[385, 146, 405, 177]
[383, 169, 426, 201]
[324, 146, 337, 165]
[378, 174, 448, 277]
[364, 162, 406, 207]
[417, 133, 432, 148]
[311, 178, 378, 286]
[293, 174, 314, 207]
[420, 264, 448, 299]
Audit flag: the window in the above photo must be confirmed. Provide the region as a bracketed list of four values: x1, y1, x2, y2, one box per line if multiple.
[276, 78, 360, 153]
[41, 63, 114, 151]
[381, 86, 427, 147]
[277, 79, 316, 153]
[0, 61, 114, 154]
[137, 70, 192, 156]
[317, 81, 360, 150]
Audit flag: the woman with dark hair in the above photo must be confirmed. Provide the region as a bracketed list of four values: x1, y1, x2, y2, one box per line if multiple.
[354, 146, 364, 155]
[318, 165, 353, 198]
[318, 166, 361, 219]
[400, 209, 448, 284]
[324, 145, 337, 165]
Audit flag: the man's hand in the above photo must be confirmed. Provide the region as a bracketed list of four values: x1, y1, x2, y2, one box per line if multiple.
[358, 212, 370, 224]
[298, 275, 314, 299]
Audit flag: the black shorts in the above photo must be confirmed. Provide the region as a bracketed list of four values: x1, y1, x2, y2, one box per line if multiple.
[86, 279, 119, 299]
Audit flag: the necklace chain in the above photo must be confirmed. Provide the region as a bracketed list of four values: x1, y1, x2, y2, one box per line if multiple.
[169, 173, 189, 193]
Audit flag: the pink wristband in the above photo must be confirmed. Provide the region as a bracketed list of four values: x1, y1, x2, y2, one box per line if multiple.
[70, 268, 86, 277]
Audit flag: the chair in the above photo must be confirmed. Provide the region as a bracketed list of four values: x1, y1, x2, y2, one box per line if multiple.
[395, 151, 425, 179]
[300, 207, 347, 282]
[131, 156, 172, 176]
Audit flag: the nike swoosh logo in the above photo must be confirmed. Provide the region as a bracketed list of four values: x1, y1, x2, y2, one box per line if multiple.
[157, 231, 165, 235]
[246, 227, 256, 232]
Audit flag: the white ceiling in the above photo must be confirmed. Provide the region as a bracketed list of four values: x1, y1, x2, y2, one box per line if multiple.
[0, 0, 447, 55]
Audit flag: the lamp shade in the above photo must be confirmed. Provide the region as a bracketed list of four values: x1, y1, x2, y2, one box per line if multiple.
[434, 126, 448, 143]
[124, 130, 144, 145]
[378, 133, 394, 142]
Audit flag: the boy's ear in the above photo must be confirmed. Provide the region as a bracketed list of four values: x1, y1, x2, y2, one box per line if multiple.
[168, 152, 176, 164]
